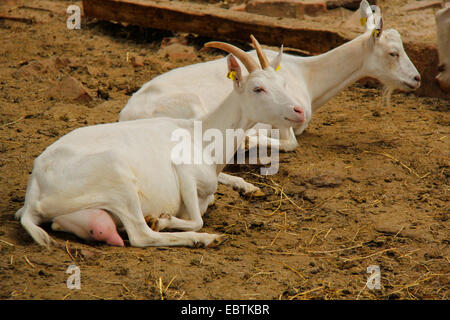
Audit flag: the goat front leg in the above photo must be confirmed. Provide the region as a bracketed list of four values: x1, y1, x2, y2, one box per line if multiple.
[246, 126, 298, 152]
[217, 173, 264, 196]
[217, 172, 264, 197]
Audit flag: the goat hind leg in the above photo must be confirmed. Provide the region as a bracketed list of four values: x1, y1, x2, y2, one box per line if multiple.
[155, 170, 208, 232]
[123, 214, 224, 248]
[152, 169, 227, 248]
[117, 180, 225, 247]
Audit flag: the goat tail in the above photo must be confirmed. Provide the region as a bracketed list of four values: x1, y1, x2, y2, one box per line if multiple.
[20, 208, 54, 248]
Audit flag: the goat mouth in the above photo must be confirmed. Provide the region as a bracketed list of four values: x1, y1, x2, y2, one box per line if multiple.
[402, 81, 419, 90]
[285, 117, 304, 124]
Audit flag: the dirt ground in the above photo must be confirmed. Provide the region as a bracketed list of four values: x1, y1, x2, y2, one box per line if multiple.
[0, 0, 448, 300]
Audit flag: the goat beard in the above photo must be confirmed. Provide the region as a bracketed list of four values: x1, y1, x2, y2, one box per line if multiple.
[381, 86, 394, 107]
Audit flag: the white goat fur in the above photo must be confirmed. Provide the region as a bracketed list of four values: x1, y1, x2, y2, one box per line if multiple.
[119, 1, 420, 194]
[16, 49, 306, 247]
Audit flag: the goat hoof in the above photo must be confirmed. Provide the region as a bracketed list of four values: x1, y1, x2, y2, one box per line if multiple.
[145, 214, 171, 231]
[193, 241, 205, 248]
[279, 146, 297, 153]
[157, 213, 171, 231]
[159, 213, 171, 220]
[145, 216, 159, 231]
[207, 234, 228, 248]
[51, 221, 63, 231]
[244, 188, 265, 198]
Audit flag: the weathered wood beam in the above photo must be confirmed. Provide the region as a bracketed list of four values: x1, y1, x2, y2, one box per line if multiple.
[82, 0, 347, 54]
[326, 0, 377, 10]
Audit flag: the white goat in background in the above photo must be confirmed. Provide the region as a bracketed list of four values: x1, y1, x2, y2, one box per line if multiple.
[16, 37, 306, 247]
[119, 0, 421, 195]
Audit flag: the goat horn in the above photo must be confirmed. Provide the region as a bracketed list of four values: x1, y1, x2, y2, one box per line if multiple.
[250, 34, 270, 70]
[204, 41, 259, 73]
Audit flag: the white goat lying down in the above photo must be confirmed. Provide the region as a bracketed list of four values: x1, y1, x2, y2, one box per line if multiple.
[119, 0, 420, 194]
[16, 37, 306, 247]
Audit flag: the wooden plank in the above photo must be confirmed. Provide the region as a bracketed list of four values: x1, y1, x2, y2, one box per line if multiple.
[82, 0, 347, 54]
[326, 0, 377, 10]
[401, 0, 444, 12]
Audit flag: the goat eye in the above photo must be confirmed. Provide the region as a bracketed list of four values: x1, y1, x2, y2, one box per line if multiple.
[389, 52, 399, 57]
[253, 87, 266, 94]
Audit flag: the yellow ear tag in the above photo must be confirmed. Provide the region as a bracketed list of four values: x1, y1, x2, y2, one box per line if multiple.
[371, 29, 380, 38]
[227, 71, 236, 81]
[360, 17, 367, 27]
[275, 64, 281, 71]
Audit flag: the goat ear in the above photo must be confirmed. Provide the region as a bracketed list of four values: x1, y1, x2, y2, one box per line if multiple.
[227, 54, 243, 88]
[376, 16, 383, 37]
[359, 0, 372, 28]
[270, 45, 283, 71]
[362, 1, 383, 40]
[370, 16, 383, 40]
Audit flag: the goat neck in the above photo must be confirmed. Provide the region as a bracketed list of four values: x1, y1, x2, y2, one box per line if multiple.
[200, 91, 253, 173]
[301, 33, 369, 111]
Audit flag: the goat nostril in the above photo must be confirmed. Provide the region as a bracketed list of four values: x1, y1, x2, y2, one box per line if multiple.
[414, 75, 421, 82]
[293, 107, 304, 114]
